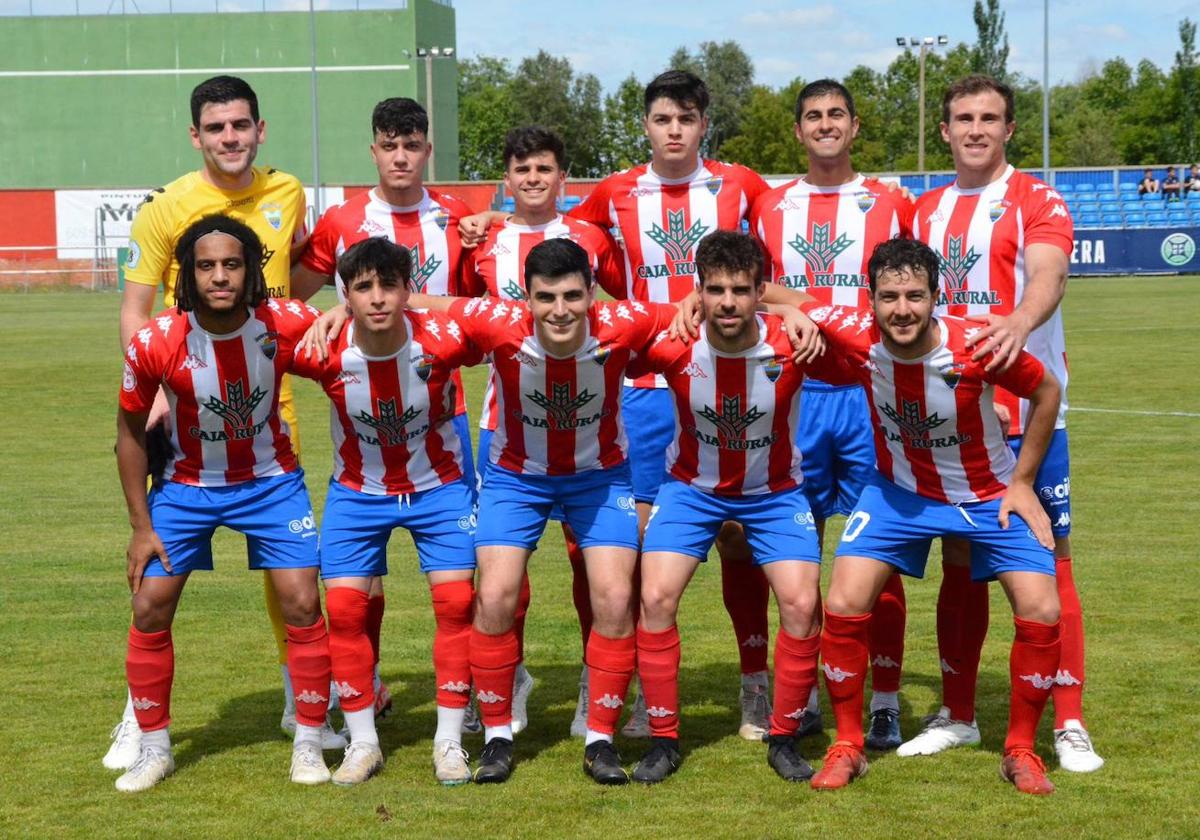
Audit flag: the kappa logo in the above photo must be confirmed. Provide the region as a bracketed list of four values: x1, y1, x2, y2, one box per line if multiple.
[296, 690, 329, 704]
[260, 201, 283, 230]
[1054, 512, 1071, 528]
[1055, 669, 1081, 687]
[836, 311, 860, 332]
[822, 663, 857, 683]
[940, 658, 960, 675]
[357, 216, 387, 237]
[122, 361, 137, 392]
[333, 681, 362, 698]
[741, 634, 768, 648]
[356, 398, 425, 446]
[488, 301, 511, 322]
[425, 319, 442, 341]
[682, 361, 708, 379]
[180, 353, 208, 371]
[476, 690, 507, 704]
[594, 693, 625, 709]
[628, 185, 657, 198]
[156, 316, 173, 335]
[447, 319, 463, 342]
[487, 241, 513, 257]
[788, 221, 854, 273]
[647, 208, 709, 263]
[596, 305, 613, 327]
[440, 680, 472, 693]
[511, 349, 539, 369]
[614, 303, 635, 322]
[783, 708, 807, 720]
[1049, 204, 1069, 219]
[131, 696, 161, 711]
[646, 706, 675, 718]
[1019, 672, 1057, 690]
[337, 370, 362, 385]
[285, 301, 305, 318]
[872, 655, 900, 669]
[127, 345, 138, 364]
[773, 197, 805, 212]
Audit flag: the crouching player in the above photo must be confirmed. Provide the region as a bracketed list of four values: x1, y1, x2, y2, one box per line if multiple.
[289, 237, 485, 786]
[115, 215, 331, 791]
[806, 238, 1064, 795]
[628, 231, 839, 784]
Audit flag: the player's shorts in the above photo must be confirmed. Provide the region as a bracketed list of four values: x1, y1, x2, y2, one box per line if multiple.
[623, 386, 675, 503]
[145, 471, 319, 577]
[642, 478, 821, 565]
[835, 476, 1055, 583]
[477, 428, 566, 523]
[451, 412, 477, 502]
[474, 462, 639, 551]
[319, 478, 476, 578]
[1009, 428, 1071, 537]
[796, 381, 875, 520]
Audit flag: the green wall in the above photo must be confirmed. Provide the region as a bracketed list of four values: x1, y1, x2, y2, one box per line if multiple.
[0, 1, 458, 188]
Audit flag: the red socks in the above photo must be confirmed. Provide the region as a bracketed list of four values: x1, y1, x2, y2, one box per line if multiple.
[869, 573, 906, 692]
[937, 563, 989, 721]
[820, 611, 871, 749]
[636, 624, 681, 739]
[1051, 556, 1085, 727]
[513, 574, 532, 660]
[1007, 617, 1061, 752]
[720, 551, 770, 674]
[126, 626, 173, 732]
[431, 580, 474, 709]
[365, 593, 385, 669]
[769, 630, 820, 737]
[566, 527, 594, 651]
[469, 627, 519, 727]
[285, 617, 332, 727]
[326, 587, 375, 712]
[586, 632, 636, 736]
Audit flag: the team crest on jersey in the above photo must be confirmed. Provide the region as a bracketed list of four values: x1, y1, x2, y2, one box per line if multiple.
[788, 222, 854, 274]
[938, 362, 965, 390]
[260, 202, 283, 231]
[122, 361, 137, 392]
[856, 192, 876, 213]
[705, 176, 723, 196]
[592, 344, 612, 366]
[255, 331, 278, 361]
[761, 357, 783, 383]
[988, 199, 1010, 223]
[413, 352, 436, 382]
[433, 208, 450, 231]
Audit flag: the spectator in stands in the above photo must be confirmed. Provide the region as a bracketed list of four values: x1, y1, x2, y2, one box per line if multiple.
[1138, 169, 1160, 196]
[1162, 166, 1182, 200]
[1185, 164, 1200, 193]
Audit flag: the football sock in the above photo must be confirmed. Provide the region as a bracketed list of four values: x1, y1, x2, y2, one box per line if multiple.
[142, 727, 170, 751]
[805, 684, 820, 715]
[566, 527, 594, 651]
[294, 723, 324, 748]
[937, 562, 988, 721]
[366, 593, 386, 668]
[769, 630, 820, 737]
[484, 724, 513, 743]
[720, 550, 770, 674]
[870, 690, 900, 714]
[122, 690, 137, 722]
[285, 617, 332, 728]
[262, 572, 290, 666]
[869, 573, 906, 693]
[820, 610, 871, 750]
[1051, 556, 1086, 728]
[513, 573, 532, 660]
[586, 631, 636, 736]
[126, 626, 173, 732]
[585, 730, 613, 746]
[434, 705, 466, 745]
[431, 581, 474, 709]
[325, 587, 375, 712]
[343, 706, 379, 746]
[1006, 617, 1061, 752]
[636, 624, 681, 739]
[469, 627, 519, 728]
[280, 665, 295, 713]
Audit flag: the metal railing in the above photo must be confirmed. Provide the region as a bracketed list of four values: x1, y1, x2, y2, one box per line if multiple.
[0, 244, 121, 291]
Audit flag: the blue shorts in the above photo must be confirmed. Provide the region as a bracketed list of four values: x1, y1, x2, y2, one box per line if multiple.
[623, 386, 675, 503]
[319, 479, 476, 578]
[475, 462, 639, 551]
[145, 471, 319, 577]
[1010, 428, 1071, 537]
[796, 382, 875, 520]
[477, 428, 565, 522]
[452, 412, 477, 502]
[642, 478, 821, 565]
[835, 476, 1055, 583]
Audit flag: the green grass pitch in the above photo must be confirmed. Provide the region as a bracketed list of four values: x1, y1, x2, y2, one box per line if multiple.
[0, 276, 1196, 838]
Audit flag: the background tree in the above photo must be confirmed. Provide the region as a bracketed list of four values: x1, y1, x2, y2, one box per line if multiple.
[457, 57, 514, 180]
[600, 74, 648, 172]
[667, 41, 754, 159]
[971, 0, 1010, 79]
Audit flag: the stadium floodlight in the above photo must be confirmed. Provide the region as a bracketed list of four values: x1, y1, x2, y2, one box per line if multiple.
[443, 47, 455, 57]
[417, 45, 458, 181]
[909, 37, 919, 46]
[923, 36, 935, 45]
[938, 35, 949, 45]
[895, 33, 951, 172]
[896, 37, 907, 47]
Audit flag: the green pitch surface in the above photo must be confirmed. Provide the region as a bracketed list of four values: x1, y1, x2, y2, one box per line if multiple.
[0, 278, 1196, 838]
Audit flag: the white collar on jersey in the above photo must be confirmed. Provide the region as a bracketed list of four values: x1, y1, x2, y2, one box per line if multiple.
[795, 173, 867, 194]
[647, 160, 707, 186]
[369, 186, 429, 214]
[950, 164, 1015, 196]
[501, 215, 565, 234]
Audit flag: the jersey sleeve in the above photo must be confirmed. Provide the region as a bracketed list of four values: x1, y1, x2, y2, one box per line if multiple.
[425, 311, 488, 369]
[982, 348, 1045, 398]
[299, 207, 340, 275]
[894, 192, 916, 237]
[287, 338, 328, 381]
[625, 327, 676, 380]
[569, 178, 614, 228]
[460, 247, 489, 298]
[269, 299, 322, 355]
[739, 166, 772, 208]
[625, 301, 680, 353]
[801, 302, 873, 369]
[446, 297, 515, 353]
[124, 193, 173, 289]
[587, 225, 628, 300]
[119, 325, 166, 413]
[1022, 184, 1074, 255]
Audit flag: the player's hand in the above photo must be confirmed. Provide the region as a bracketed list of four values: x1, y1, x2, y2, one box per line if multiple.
[998, 482, 1054, 550]
[458, 212, 493, 248]
[781, 308, 826, 364]
[146, 389, 172, 435]
[668, 290, 702, 343]
[299, 304, 349, 361]
[127, 527, 170, 594]
[878, 179, 915, 203]
[964, 312, 1032, 372]
[993, 401, 1012, 431]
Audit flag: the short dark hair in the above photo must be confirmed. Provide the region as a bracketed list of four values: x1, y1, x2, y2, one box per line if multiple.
[795, 78, 857, 122]
[503, 125, 566, 170]
[695, 231, 764, 286]
[190, 75, 259, 127]
[525, 238, 593, 290]
[372, 97, 429, 139]
[867, 237, 940, 295]
[336, 237, 413, 291]
[941, 74, 1015, 124]
[174, 214, 267, 313]
[644, 69, 709, 115]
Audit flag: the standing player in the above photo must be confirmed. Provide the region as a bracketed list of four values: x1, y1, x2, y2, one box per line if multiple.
[290, 238, 486, 786]
[108, 75, 337, 771]
[116, 215, 332, 791]
[409, 239, 680, 785]
[749, 79, 914, 749]
[805, 237, 1064, 795]
[464, 125, 627, 737]
[628, 231, 839, 784]
[903, 75, 1101, 772]
[292, 97, 479, 724]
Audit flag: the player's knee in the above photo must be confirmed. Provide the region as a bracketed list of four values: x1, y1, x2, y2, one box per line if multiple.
[1014, 593, 1060, 625]
[278, 588, 322, 626]
[432, 581, 474, 627]
[130, 598, 173, 634]
[776, 586, 821, 634]
[639, 581, 679, 624]
[824, 586, 870, 618]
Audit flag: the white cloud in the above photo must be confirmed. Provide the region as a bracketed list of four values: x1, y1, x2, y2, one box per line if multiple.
[741, 5, 836, 28]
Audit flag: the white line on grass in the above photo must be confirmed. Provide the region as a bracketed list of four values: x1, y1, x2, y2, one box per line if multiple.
[1066, 325, 1191, 333]
[1073, 406, 1200, 418]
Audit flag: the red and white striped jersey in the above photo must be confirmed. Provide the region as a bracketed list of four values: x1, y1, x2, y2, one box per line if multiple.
[465, 214, 628, 432]
[447, 297, 677, 476]
[571, 159, 769, 388]
[914, 166, 1073, 434]
[750, 175, 913, 308]
[120, 299, 319, 487]
[301, 187, 475, 417]
[630, 316, 851, 496]
[289, 310, 485, 495]
[804, 304, 1047, 504]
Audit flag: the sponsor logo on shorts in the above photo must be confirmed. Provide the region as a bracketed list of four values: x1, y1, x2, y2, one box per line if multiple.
[741, 634, 767, 648]
[296, 689, 329, 704]
[793, 511, 815, 526]
[131, 696, 161, 710]
[457, 513, 477, 532]
[646, 705, 675, 718]
[476, 690, 507, 704]
[288, 512, 317, 537]
[872, 655, 900, 669]
[1039, 478, 1070, 502]
[616, 495, 636, 512]
[439, 680, 471, 693]
[511, 349, 539, 368]
[822, 663, 857, 683]
[1019, 672, 1057, 690]
[593, 693, 624, 709]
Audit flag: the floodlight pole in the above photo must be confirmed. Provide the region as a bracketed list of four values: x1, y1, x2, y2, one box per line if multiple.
[1042, 0, 1051, 178]
[425, 50, 436, 181]
[308, 0, 322, 217]
[918, 43, 928, 172]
